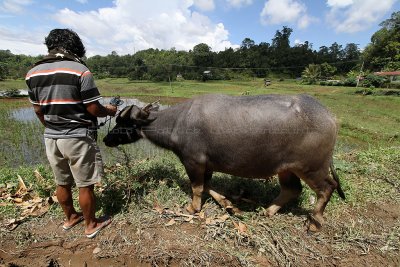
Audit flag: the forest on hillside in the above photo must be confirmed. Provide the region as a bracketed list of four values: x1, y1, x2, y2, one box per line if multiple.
[0, 11, 399, 86]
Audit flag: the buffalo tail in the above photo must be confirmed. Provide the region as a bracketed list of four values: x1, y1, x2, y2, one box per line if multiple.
[330, 161, 346, 200]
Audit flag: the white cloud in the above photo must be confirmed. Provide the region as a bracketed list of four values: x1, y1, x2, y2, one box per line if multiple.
[0, 0, 33, 14]
[294, 39, 304, 45]
[226, 0, 253, 8]
[260, 0, 316, 29]
[326, 0, 353, 8]
[0, 27, 47, 55]
[193, 0, 215, 11]
[260, 0, 317, 29]
[326, 0, 396, 33]
[298, 14, 318, 29]
[76, 0, 88, 4]
[52, 0, 236, 55]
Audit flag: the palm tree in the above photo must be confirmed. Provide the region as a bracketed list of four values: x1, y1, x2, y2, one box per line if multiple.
[302, 64, 321, 84]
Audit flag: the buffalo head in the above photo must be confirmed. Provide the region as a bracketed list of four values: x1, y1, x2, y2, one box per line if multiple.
[103, 102, 159, 147]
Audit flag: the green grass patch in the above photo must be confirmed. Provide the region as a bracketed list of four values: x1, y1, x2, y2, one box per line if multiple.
[1, 78, 399, 221]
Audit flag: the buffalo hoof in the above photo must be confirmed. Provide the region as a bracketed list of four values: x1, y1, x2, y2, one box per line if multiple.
[186, 203, 199, 214]
[226, 206, 241, 215]
[263, 204, 280, 217]
[305, 214, 323, 232]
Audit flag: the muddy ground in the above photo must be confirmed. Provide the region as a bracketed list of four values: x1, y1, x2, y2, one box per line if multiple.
[1, 198, 399, 267]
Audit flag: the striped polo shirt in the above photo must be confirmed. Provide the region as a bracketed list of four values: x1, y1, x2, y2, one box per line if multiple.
[26, 60, 102, 138]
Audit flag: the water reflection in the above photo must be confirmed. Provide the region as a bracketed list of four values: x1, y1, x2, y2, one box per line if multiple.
[6, 98, 169, 167]
[10, 97, 167, 122]
[9, 106, 37, 121]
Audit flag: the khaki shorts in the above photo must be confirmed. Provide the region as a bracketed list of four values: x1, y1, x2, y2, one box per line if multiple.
[45, 137, 104, 187]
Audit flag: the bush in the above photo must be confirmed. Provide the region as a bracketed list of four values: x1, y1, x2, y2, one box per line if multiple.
[362, 74, 387, 88]
[342, 77, 357, 87]
[355, 87, 374, 95]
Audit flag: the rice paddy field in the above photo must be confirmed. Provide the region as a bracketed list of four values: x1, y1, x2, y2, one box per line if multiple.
[0, 78, 399, 266]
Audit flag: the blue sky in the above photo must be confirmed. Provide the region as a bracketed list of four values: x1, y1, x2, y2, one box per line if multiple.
[0, 0, 398, 57]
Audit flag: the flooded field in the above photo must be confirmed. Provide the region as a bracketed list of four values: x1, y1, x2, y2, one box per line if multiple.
[0, 97, 169, 168]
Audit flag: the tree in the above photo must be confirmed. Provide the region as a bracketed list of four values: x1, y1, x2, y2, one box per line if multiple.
[128, 58, 147, 80]
[0, 62, 7, 80]
[241, 38, 255, 50]
[271, 26, 293, 74]
[192, 43, 213, 68]
[362, 11, 400, 70]
[302, 64, 321, 84]
[317, 46, 330, 63]
[320, 62, 337, 79]
[272, 26, 292, 50]
[328, 42, 344, 62]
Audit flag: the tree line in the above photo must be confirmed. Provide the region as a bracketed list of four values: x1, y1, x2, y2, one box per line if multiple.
[0, 12, 398, 84]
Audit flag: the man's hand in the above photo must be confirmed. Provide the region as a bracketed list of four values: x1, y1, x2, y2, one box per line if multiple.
[105, 104, 117, 116]
[33, 104, 45, 126]
[86, 101, 117, 118]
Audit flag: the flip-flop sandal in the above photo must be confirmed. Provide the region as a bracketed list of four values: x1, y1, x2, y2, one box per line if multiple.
[85, 217, 112, 239]
[62, 216, 84, 231]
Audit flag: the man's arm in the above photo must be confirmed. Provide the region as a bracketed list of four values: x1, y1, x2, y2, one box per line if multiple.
[85, 101, 117, 118]
[33, 104, 45, 126]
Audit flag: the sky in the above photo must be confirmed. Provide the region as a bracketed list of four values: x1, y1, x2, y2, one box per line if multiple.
[0, 0, 398, 57]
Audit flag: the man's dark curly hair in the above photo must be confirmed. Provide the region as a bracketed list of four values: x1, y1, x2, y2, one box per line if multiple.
[45, 29, 86, 58]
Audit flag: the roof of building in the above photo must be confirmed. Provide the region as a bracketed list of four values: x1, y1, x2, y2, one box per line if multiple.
[374, 71, 400, 76]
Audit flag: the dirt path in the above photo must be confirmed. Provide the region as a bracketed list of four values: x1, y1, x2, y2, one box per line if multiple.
[1, 200, 399, 267]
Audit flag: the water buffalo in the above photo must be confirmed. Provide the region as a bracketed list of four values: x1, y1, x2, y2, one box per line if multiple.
[103, 94, 345, 231]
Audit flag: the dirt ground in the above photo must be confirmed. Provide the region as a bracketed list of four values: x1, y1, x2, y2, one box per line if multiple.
[1, 199, 399, 267]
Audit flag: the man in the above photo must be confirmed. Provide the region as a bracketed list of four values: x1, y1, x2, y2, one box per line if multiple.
[26, 29, 116, 238]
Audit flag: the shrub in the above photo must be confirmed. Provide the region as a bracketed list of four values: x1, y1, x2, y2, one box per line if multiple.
[362, 74, 387, 88]
[342, 77, 357, 87]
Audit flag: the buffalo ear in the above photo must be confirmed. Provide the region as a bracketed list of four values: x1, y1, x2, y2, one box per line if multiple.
[130, 106, 149, 121]
[128, 105, 157, 126]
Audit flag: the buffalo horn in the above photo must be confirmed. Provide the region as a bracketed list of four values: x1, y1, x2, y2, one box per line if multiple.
[119, 105, 133, 119]
[142, 100, 160, 113]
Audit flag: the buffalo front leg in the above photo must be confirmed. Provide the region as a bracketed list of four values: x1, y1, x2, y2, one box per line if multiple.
[265, 171, 302, 216]
[206, 189, 240, 214]
[203, 170, 240, 214]
[185, 164, 207, 214]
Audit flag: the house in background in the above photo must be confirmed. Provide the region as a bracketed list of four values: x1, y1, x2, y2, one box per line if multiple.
[374, 71, 400, 82]
[374, 71, 400, 88]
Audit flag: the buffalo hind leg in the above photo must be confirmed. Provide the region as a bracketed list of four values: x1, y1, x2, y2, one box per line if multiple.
[297, 169, 337, 232]
[265, 171, 302, 216]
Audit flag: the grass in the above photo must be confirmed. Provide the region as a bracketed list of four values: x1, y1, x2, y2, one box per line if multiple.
[0, 78, 399, 266]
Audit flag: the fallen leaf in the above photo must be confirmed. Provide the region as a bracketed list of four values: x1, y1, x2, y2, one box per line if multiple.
[34, 170, 44, 182]
[205, 217, 213, 225]
[238, 222, 248, 234]
[154, 205, 164, 214]
[93, 247, 101, 254]
[233, 221, 248, 234]
[198, 210, 205, 219]
[4, 218, 20, 231]
[13, 197, 23, 203]
[218, 214, 230, 222]
[165, 219, 176, 226]
[17, 174, 28, 194]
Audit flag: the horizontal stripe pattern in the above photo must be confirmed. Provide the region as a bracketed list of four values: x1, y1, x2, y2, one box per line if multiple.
[25, 68, 91, 80]
[26, 60, 101, 138]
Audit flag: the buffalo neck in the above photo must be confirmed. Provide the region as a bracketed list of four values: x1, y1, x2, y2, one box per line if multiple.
[141, 108, 178, 151]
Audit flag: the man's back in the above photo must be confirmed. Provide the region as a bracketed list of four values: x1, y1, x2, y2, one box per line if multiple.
[26, 59, 101, 138]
